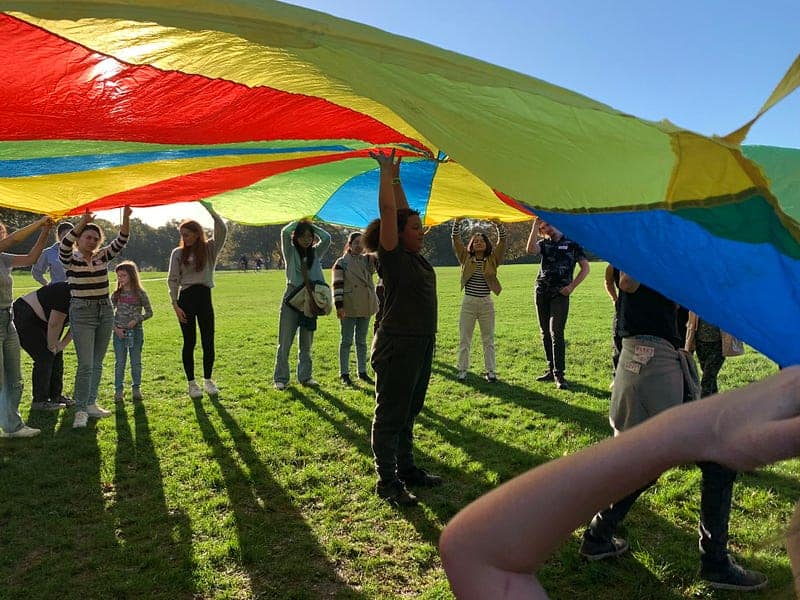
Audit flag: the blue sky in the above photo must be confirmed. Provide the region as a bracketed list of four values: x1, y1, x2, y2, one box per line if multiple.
[117, 1, 798, 226]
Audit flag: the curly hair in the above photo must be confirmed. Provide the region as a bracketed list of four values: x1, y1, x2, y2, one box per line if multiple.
[362, 208, 421, 252]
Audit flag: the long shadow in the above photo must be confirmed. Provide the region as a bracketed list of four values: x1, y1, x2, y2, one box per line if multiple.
[289, 385, 451, 544]
[0, 417, 118, 597]
[112, 402, 196, 598]
[197, 395, 364, 599]
[431, 359, 611, 438]
[291, 385, 557, 541]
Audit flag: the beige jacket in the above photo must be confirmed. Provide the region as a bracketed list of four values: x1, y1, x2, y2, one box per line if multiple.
[452, 222, 506, 295]
[332, 253, 378, 317]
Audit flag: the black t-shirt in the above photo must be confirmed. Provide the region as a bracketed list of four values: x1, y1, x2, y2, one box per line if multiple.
[618, 283, 680, 348]
[377, 245, 436, 336]
[535, 236, 587, 294]
[36, 281, 71, 321]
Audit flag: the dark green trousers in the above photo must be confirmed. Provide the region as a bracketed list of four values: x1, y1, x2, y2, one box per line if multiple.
[370, 332, 434, 483]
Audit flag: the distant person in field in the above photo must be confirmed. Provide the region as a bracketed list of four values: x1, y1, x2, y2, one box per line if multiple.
[60, 207, 130, 429]
[239, 254, 248, 271]
[167, 204, 227, 400]
[14, 281, 74, 412]
[440, 367, 800, 599]
[111, 261, 153, 403]
[363, 149, 442, 507]
[31, 221, 73, 285]
[332, 231, 378, 386]
[578, 272, 765, 591]
[0, 216, 53, 438]
[526, 217, 589, 390]
[273, 219, 331, 390]
[451, 218, 506, 383]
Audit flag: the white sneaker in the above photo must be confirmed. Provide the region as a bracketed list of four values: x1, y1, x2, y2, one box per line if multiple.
[73, 411, 89, 428]
[301, 378, 318, 387]
[187, 380, 203, 399]
[274, 382, 286, 390]
[457, 371, 467, 381]
[86, 403, 112, 418]
[203, 379, 219, 395]
[2, 424, 41, 438]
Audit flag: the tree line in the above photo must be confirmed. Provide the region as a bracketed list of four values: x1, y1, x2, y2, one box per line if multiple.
[0, 208, 596, 271]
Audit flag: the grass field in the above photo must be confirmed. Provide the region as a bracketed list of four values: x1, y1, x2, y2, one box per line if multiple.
[0, 264, 794, 599]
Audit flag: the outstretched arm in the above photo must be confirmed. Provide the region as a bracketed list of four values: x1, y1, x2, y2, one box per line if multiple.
[526, 219, 541, 255]
[10, 218, 53, 268]
[441, 367, 800, 600]
[0, 216, 50, 254]
[451, 220, 465, 261]
[369, 149, 403, 252]
[604, 264, 618, 303]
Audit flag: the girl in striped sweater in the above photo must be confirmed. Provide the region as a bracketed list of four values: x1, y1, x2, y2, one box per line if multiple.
[60, 207, 131, 428]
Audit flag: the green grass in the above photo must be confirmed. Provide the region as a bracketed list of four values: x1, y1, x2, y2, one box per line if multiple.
[0, 265, 795, 599]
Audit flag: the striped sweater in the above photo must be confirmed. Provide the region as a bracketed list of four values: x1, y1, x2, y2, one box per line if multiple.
[59, 230, 129, 299]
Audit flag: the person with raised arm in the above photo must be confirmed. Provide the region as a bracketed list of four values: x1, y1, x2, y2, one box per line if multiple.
[526, 217, 589, 390]
[167, 204, 227, 399]
[60, 207, 130, 428]
[0, 216, 53, 438]
[361, 149, 441, 506]
[452, 218, 506, 382]
[272, 218, 332, 390]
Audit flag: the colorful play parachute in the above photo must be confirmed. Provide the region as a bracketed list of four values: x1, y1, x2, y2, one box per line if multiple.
[0, 2, 798, 366]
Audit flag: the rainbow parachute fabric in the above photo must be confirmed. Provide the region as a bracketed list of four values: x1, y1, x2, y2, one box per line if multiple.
[0, 1, 799, 366]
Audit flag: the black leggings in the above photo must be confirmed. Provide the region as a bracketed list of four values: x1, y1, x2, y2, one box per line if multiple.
[177, 285, 215, 381]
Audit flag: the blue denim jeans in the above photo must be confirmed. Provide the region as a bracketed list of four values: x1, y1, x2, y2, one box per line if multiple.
[113, 326, 144, 391]
[273, 288, 314, 384]
[70, 298, 114, 410]
[339, 316, 370, 375]
[0, 309, 25, 434]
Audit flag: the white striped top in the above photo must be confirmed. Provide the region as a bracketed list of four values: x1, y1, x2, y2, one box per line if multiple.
[59, 229, 129, 299]
[464, 258, 491, 297]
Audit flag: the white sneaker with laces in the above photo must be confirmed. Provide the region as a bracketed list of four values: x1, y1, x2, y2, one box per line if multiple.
[73, 411, 89, 428]
[187, 380, 203, 399]
[274, 382, 286, 390]
[86, 403, 112, 418]
[203, 379, 219, 395]
[2, 424, 41, 438]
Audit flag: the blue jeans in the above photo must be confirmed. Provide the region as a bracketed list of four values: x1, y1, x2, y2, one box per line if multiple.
[339, 316, 370, 375]
[113, 326, 144, 391]
[273, 288, 314, 384]
[70, 298, 114, 410]
[0, 309, 25, 433]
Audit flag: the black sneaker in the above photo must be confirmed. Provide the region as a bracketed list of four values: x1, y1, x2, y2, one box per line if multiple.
[31, 399, 66, 411]
[555, 376, 570, 390]
[699, 556, 768, 591]
[376, 480, 418, 506]
[358, 372, 374, 384]
[340, 374, 354, 386]
[579, 532, 629, 561]
[485, 373, 498, 383]
[57, 394, 75, 408]
[399, 467, 443, 487]
[536, 371, 555, 382]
